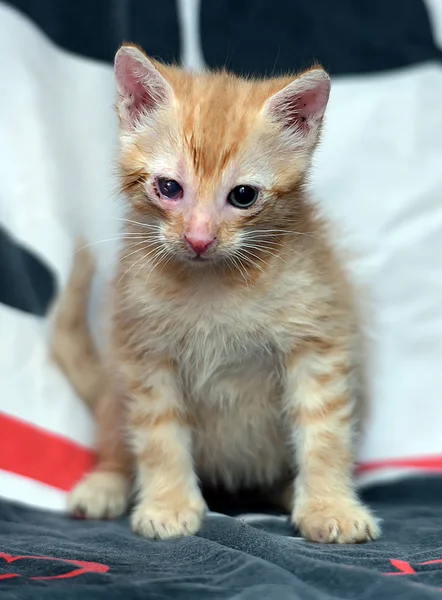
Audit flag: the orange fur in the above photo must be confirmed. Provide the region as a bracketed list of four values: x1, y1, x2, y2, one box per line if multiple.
[50, 241, 103, 410]
[67, 45, 380, 543]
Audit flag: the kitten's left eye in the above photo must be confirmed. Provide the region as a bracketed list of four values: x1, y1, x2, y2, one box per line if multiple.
[227, 185, 258, 209]
[157, 178, 183, 200]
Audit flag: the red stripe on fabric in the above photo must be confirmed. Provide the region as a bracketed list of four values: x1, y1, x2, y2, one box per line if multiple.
[357, 456, 442, 474]
[1, 412, 442, 492]
[0, 413, 95, 491]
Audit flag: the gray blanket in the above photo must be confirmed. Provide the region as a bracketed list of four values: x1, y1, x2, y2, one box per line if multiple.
[1, 477, 442, 599]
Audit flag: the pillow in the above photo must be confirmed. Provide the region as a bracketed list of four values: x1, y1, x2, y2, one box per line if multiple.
[0, 0, 441, 510]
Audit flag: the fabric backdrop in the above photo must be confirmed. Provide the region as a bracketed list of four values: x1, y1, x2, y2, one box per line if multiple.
[0, 0, 442, 511]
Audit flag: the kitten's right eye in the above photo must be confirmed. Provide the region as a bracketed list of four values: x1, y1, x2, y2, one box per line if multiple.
[227, 185, 258, 209]
[157, 178, 183, 200]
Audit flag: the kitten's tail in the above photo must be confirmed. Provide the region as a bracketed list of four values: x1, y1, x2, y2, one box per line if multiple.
[50, 239, 104, 410]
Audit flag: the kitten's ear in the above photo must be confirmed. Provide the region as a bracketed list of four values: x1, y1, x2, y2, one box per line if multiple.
[114, 45, 173, 130]
[263, 68, 330, 147]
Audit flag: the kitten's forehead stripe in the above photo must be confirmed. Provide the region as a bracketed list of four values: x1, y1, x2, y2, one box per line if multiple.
[155, 65, 292, 181]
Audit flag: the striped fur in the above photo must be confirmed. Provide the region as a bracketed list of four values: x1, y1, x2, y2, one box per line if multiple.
[66, 45, 379, 543]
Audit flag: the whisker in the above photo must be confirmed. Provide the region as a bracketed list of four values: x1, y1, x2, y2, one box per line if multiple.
[244, 240, 303, 261]
[230, 254, 250, 285]
[244, 229, 317, 240]
[241, 240, 281, 251]
[137, 246, 170, 279]
[123, 238, 158, 248]
[241, 241, 280, 255]
[157, 251, 174, 276]
[225, 258, 237, 280]
[76, 235, 152, 253]
[238, 249, 269, 270]
[116, 232, 160, 236]
[117, 245, 162, 284]
[136, 242, 171, 275]
[154, 249, 173, 273]
[236, 251, 265, 273]
[119, 241, 157, 263]
[113, 217, 162, 230]
[243, 238, 283, 247]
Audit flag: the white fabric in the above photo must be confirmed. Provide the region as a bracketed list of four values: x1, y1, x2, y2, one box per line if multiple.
[316, 63, 442, 463]
[0, 0, 441, 509]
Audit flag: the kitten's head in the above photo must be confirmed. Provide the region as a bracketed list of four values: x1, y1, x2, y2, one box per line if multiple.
[115, 45, 330, 270]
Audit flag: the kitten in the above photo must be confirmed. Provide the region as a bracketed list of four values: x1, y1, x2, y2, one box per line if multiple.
[67, 44, 380, 543]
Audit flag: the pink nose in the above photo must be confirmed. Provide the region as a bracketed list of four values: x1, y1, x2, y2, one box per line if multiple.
[184, 235, 215, 256]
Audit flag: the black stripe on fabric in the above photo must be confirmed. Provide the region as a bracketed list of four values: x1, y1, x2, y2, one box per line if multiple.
[3, 0, 180, 64]
[0, 227, 56, 317]
[201, 0, 442, 77]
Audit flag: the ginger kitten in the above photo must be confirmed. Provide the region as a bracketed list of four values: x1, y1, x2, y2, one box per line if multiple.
[68, 44, 379, 543]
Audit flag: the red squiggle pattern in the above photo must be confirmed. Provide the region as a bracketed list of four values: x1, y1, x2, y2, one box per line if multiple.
[0, 552, 109, 580]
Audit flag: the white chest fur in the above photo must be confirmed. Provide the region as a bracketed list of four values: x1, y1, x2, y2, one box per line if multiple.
[124, 276, 303, 489]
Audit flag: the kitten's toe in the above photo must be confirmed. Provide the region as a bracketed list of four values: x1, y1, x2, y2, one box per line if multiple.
[131, 495, 206, 539]
[68, 471, 130, 519]
[292, 499, 380, 544]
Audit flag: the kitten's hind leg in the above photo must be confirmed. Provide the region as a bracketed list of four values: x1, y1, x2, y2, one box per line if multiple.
[68, 388, 132, 519]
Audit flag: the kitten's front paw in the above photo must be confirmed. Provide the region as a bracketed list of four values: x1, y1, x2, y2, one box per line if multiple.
[68, 471, 130, 519]
[292, 499, 380, 544]
[131, 494, 206, 539]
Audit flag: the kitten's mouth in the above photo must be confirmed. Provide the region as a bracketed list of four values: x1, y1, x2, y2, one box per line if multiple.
[187, 255, 211, 263]
[179, 247, 220, 264]
[181, 251, 218, 265]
